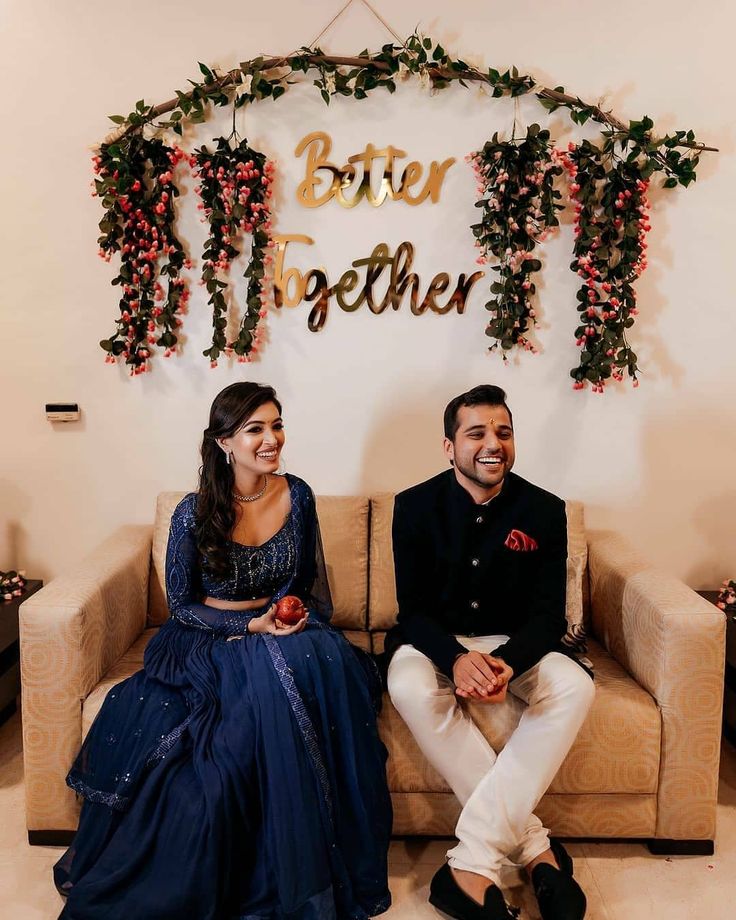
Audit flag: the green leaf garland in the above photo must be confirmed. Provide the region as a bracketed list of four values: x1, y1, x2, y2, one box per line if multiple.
[470, 125, 564, 355]
[93, 33, 712, 385]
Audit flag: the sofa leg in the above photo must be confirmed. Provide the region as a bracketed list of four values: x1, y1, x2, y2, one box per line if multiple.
[28, 830, 75, 847]
[647, 839, 714, 856]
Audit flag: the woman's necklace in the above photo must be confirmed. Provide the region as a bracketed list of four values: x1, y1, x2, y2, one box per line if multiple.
[233, 475, 268, 503]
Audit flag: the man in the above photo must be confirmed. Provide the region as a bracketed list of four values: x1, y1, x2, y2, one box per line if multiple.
[386, 385, 594, 920]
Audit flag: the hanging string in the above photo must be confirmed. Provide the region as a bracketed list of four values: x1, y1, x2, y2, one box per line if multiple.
[308, 0, 404, 49]
[308, 0, 357, 48]
[359, 0, 404, 45]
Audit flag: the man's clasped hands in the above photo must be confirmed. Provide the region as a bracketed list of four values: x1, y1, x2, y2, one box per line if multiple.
[453, 652, 514, 703]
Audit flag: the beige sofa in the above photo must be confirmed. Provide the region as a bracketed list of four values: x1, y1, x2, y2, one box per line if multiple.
[20, 493, 725, 853]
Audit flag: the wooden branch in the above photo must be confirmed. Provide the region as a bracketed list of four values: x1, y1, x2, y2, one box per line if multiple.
[109, 52, 718, 154]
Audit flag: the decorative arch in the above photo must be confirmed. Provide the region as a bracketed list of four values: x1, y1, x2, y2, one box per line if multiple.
[93, 33, 715, 390]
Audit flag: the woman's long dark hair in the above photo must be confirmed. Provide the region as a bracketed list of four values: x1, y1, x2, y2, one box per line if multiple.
[196, 382, 283, 576]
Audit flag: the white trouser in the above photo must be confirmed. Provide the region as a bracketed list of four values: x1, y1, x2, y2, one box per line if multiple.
[387, 635, 595, 885]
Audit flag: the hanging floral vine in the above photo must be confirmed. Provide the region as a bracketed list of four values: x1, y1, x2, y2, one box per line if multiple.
[93, 33, 714, 385]
[469, 124, 563, 355]
[193, 137, 275, 365]
[94, 134, 192, 373]
[558, 141, 651, 391]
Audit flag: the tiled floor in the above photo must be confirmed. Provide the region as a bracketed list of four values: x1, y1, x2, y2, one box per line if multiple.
[2, 711, 735, 918]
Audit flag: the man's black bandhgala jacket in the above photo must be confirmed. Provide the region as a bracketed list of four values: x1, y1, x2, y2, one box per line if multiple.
[384, 469, 579, 680]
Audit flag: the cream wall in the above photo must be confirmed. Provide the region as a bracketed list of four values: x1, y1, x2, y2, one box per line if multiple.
[1, 0, 734, 589]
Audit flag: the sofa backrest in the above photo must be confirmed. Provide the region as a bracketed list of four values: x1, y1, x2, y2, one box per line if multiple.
[148, 491, 587, 635]
[148, 492, 370, 629]
[367, 495, 588, 632]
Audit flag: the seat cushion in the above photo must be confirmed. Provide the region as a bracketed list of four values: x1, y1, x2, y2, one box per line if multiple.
[315, 496, 369, 630]
[83, 629, 159, 736]
[82, 628, 371, 737]
[378, 637, 660, 796]
[368, 494, 589, 641]
[147, 491, 370, 630]
[148, 492, 186, 625]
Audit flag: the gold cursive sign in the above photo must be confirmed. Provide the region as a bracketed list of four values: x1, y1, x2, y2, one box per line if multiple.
[294, 131, 455, 209]
[272, 234, 484, 332]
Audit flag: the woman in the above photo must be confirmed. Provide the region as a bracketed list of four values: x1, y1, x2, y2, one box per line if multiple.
[54, 382, 392, 920]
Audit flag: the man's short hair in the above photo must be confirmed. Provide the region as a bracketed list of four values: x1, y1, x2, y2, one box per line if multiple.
[443, 385, 513, 440]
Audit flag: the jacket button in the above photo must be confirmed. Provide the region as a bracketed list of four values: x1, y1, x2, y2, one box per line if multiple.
[476, 515, 484, 524]
[470, 600, 479, 610]
[471, 558, 480, 567]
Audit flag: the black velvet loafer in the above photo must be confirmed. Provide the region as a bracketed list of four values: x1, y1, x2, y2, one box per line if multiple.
[550, 839, 574, 875]
[429, 863, 520, 920]
[531, 840, 586, 920]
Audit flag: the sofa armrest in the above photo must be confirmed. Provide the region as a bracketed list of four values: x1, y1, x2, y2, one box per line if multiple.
[19, 524, 152, 831]
[588, 529, 725, 841]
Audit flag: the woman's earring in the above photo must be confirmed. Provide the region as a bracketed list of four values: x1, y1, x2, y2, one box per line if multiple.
[225, 450, 231, 465]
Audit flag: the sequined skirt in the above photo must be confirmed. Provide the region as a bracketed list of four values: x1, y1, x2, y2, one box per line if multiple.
[54, 617, 392, 920]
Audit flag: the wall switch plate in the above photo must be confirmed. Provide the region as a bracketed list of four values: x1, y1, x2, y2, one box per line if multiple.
[46, 403, 81, 422]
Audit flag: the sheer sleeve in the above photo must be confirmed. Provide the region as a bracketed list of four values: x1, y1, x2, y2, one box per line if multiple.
[289, 479, 333, 623]
[165, 494, 247, 632]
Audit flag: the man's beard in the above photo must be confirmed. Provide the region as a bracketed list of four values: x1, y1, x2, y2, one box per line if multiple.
[455, 455, 506, 488]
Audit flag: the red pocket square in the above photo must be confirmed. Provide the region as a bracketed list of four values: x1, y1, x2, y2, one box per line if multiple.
[504, 529, 539, 551]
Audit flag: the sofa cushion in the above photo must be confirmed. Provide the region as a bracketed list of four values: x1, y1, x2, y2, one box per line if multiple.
[368, 494, 588, 641]
[376, 637, 660, 796]
[564, 500, 589, 649]
[148, 490, 369, 630]
[148, 492, 186, 625]
[83, 628, 159, 736]
[315, 496, 369, 630]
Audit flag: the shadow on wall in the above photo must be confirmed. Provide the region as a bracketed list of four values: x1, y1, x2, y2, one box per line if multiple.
[354, 396, 736, 587]
[635, 406, 736, 587]
[0, 480, 33, 576]
[626, 190, 686, 389]
[690, 490, 736, 587]
[358, 402, 447, 496]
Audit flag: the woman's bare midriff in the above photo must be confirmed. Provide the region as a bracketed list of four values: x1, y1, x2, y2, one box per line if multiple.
[203, 596, 272, 610]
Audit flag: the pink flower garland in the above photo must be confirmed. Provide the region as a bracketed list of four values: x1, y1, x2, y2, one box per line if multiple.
[469, 125, 564, 356]
[557, 142, 651, 392]
[94, 138, 193, 374]
[193, 137, 275, 366]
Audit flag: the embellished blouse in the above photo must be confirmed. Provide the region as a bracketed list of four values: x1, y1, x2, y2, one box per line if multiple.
[165, 474, 332, 637]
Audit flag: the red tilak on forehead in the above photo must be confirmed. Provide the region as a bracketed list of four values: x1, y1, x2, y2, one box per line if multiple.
[485, 415, 513, 429]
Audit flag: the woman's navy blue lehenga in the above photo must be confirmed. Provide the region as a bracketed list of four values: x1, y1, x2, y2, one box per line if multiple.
[54, 475, 392, 920]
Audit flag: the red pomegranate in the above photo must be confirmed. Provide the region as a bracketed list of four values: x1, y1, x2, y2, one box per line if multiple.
[275, 595, 307, 626]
